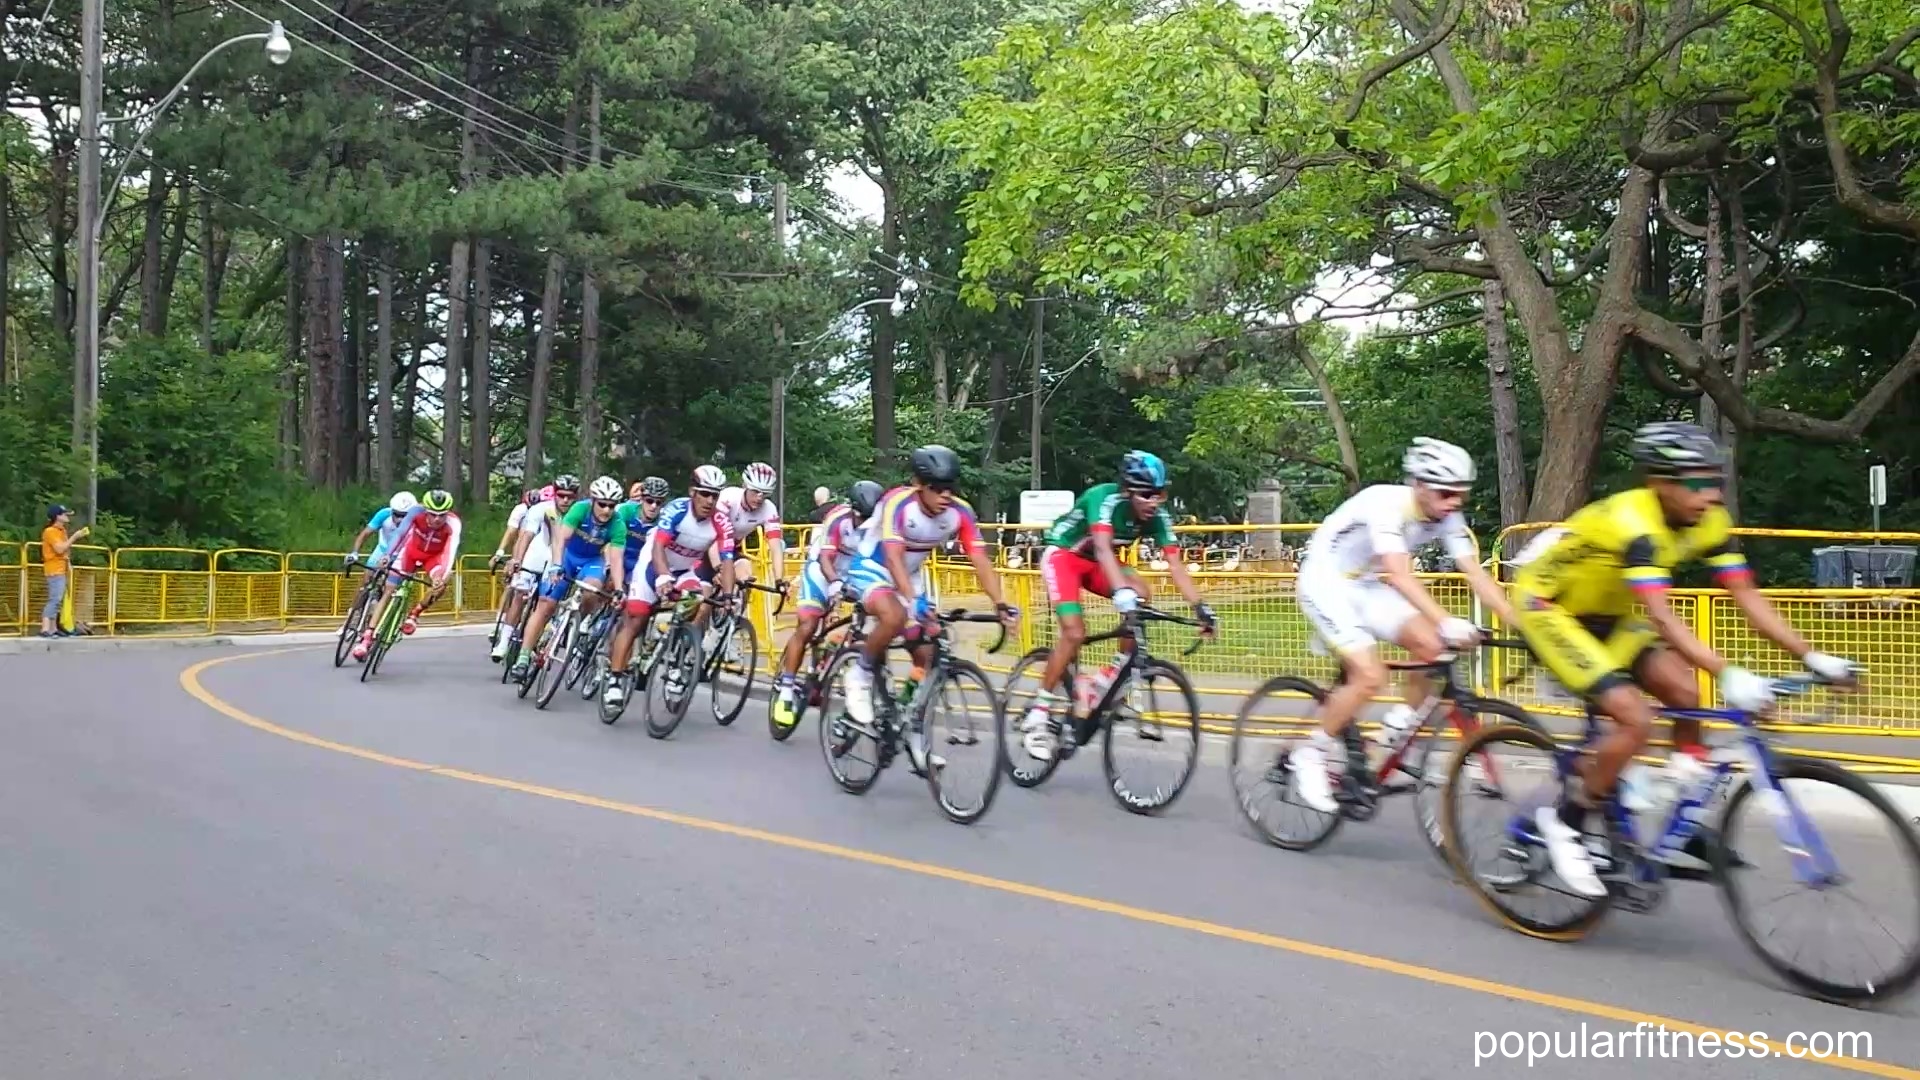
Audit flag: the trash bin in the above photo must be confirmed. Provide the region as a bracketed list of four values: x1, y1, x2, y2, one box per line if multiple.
[1811, 545, 1916, 588]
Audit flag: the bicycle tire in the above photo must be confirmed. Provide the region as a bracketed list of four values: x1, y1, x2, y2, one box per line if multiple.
[1406, 696, 1547, 871]
[358, 593, 398, 683]
[997, 647, 1075, 789]
[644, 623, 702, 739]
[534, 611, 577, 710]
[817, 648, 882, 795]
[775, 631, 838, 741]
[1101, 657, 1202, 816]
[574, 610, 612, 699]
[564, 608, 602, 694]
[1439, 721, 1612, 940]
[709, 616, 757, 726]
[1227, 674, 1344, 850]
[924, 658, 1005, 825]
[1716, 756, 1920, 1002]
[334, 581, 372, 668]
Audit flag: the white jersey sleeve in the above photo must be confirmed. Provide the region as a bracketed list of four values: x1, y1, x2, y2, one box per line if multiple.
[507, 502, 529, 531]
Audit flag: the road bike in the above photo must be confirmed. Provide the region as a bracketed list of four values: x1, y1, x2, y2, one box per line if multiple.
[332, 560, 384, 668]
[509, 576, 614, 708]
[818, 607, 1010, 825]
[998, 605, 1208, 815]
[639, 585, 725, 740]
[691, 580, 786, 727]
[356, 569, 435, 682]
[1441, 667, 1920, 1003]
[1227, 633, 1541, 862]
[771, 597, 869, 742]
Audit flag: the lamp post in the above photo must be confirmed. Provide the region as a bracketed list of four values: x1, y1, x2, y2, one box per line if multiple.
[776, 289, 909, 508]
[75, 17, 291, 523]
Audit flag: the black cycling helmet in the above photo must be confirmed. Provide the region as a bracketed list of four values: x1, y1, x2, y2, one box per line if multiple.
[1630, 421, 1726, 476]
[640, 475, 670, 501]
[849, 479, 885, 519]
[909, 445, 961, 486]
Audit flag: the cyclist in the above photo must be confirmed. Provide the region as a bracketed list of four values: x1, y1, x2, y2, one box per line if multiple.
[1019, 450, 1217, 761]
[715, 461, 787, 588]
[602, 465, 737, 709]
[1289, 437, 1518, 815]
[839, 445, 1019, 773]
[770, 478, 885, 731]
[507, 476, 628, 682]
[1512, 421, 1856, 896]
[489, 476, 579, 662]
[344, 491, 417, 585]
[351, 488, 462, 660]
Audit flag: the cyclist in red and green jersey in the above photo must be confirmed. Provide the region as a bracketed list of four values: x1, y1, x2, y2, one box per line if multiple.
[1021, 450, 1216, 761]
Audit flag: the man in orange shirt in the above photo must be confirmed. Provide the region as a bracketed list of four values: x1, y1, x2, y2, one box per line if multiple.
[40, 505, 88, 637]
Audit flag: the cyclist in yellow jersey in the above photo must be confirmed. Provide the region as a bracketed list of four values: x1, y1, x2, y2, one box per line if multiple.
[1512, 421, 1857, 897]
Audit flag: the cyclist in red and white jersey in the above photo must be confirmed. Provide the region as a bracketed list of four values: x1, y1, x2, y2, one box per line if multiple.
[352, 488, 462, 660]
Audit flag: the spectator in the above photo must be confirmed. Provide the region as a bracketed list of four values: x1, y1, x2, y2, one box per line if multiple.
[809, 485, 833, 524]
[40, 505, 88, 638]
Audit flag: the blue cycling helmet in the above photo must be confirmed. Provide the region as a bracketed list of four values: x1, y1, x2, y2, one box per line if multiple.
[1120, 450, 1168, 491]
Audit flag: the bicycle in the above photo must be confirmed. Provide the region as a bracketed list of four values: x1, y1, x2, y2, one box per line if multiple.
[512, 576, 614, 709]
[332, 560, 384, 668]
[998, 605, 1209, 815]
[1440, 667, 1920, 1003]
[357, 569, 435, 682]
[494, 574, 541, 685]
[692, 580, 787, 727]
[818, 607, 1011, 825]
[1227, 633, 1542, 862]
[568, 592, 626, 702]
[771, 596, 870, 742]
[639, 586, 726, 740]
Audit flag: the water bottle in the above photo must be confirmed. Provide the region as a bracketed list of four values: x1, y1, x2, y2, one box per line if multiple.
[1076, 660, 1120, 714]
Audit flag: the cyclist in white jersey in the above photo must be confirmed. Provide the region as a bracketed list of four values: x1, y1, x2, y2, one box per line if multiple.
[770, 479, 885, 730]
[602, 465, 738, 708]
[839, 445, 1018, 774]
[491, 479, 579, 661]
[712, 462, 789, 611]
[1289, 438, 1517, 812]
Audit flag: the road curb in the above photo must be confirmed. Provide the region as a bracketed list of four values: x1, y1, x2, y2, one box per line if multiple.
[0, 623, 493, 655]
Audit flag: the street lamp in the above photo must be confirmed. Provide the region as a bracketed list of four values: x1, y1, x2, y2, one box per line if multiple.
[772, 288, 911, 508]
[75, 20, 293, 524]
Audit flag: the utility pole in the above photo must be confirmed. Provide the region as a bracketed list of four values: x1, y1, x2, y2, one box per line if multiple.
[1029, 296, 1044, 491]
[76, 0, 103, 523]
[771, 181, 788, 515]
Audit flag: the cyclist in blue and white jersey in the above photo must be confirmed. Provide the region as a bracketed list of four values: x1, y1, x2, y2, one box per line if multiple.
[602, 466, 738, 710]
[769, 479, 884, 731]
[344, 491, 418, 582]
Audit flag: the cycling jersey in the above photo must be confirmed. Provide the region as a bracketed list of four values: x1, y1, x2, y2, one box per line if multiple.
[559, 499, 628, 560]
[1044, 483, 1178, 556]
[1513, 487, 1748, 617]
[389, 510, 463, 584]
[614, 500, 659, 573]
[842, 486, 984, 603]
[363, 506, 410, 560]
[796, 504, 859, 616]
[641, 496, 737, 572]
[1299, 484, 1478, 580]
[717, 487, 783, 546]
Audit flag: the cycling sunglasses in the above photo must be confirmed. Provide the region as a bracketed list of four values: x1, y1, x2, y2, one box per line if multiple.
[593, 499, 619, 510]
[1674, 475, 1725, 492]
[691, 487, 720, 499]
[1126, 485, 1168, 499]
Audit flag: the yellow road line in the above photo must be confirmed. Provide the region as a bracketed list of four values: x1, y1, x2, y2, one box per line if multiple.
[177, 648, 1919, 1079]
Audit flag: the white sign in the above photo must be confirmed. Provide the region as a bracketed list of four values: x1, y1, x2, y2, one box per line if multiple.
[1019, 489, 1076, 527]
[1870, 464, 1888, 508]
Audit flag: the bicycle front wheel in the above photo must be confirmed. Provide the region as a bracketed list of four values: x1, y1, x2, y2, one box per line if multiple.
[1101, 658, 1201, 816]
[708, 616, 758, 726]
[1406, 696, 1546, 870]
[1717, 756, 1920, 1002]
[923, 659, 1005, 825]
[1226, 675, 1342, 850]
[644, 624, 702, 739]
[534, 611, 578, 710]
[817, 649, 882, 795]
[334, 581, 373, 668]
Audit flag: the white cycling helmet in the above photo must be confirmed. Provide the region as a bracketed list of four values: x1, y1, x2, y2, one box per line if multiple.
[389, 491, 418, 514]
[741, 462, 776, 493]
[1403, 437, 1475, 488]
[588, 475, 623, 501]
[692, 464, 726, 490]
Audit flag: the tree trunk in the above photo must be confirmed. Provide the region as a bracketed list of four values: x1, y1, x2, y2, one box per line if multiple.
[346, 251, 366, 483]
[931, 344, 948, 431]
[199, 187, 217, 353]
[304, 234, 345, 489]
[138, 172, 171, 336]
[1481, 279, 1528, 525]
[0, 121, 8, 380]
[578, 78, 604, 474]
[400, 283, 429, 477]
[443, 238, 471, 493]
[46, 120, 73, 344]
[469, 238, 493, 505]
[281, 238, 303, 473]
[1296, 341, 1361, 492]
[375, 259, 395, 490]
[977, 346, 1009, 523]
[1723, 186, 1759, 520]
[525, 93, 579, 481]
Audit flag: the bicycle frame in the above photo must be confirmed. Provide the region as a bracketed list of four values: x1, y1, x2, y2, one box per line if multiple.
[1063, 607, 1203, 743]
[1517, 682, 1842, 889]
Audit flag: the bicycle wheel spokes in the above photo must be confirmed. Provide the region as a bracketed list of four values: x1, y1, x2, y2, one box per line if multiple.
[1717, 758, 1920, 1002]
[644, 625, 701, 739]
[1441, 723, 1609, 939]
[534, 613, 576, 709]
[924, 660, 1004, 824]
[818, 652, 882, 794]
[997, 648, 1070, 788]
[1101, 659, 1201, 816]
[709, 618, 757, 726]
[1227, 675, 1343, 850]
[1409, 697, 1543, 870]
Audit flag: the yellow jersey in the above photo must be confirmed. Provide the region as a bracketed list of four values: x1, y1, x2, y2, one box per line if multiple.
[1513, 488, 1749, 617]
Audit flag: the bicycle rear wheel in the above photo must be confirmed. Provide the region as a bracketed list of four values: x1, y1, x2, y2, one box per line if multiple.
[709, 616, 758, 726]
[1226, 675, 1343, 850]
[923, 659, 1005, 825]
[1101, 658, 1201, 816]
[997, 647, 1075, 788]
[1717, 756, 1920, 1002]
[334, 581, 373, 668]
[644, 623, 702, 739]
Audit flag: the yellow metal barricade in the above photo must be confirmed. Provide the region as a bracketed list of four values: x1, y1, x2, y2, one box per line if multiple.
[110, 547, 214, 634]
[285, 551, 358, 628]
[455, 554, 502, 624]
[24, 542, 112, 634]
[213, 548, 291, 631]
[2, 541, 24, 635]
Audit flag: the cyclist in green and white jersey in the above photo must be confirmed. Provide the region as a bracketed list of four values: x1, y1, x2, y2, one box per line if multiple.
[1020, 450, 1216, 760]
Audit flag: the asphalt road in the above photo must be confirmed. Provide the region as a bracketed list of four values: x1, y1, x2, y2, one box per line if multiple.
[4, 638, 1918, 1080]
